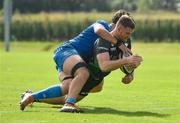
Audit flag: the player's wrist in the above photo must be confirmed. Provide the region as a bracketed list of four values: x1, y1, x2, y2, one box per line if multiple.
[120, 58, 129, 65]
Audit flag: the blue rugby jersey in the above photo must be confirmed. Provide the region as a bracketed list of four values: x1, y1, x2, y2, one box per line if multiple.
[67, 20, 111, 62]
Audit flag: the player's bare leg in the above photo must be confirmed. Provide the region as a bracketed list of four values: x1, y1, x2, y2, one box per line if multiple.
[20, 84, 64, 111]
[60, 55, 89, 113]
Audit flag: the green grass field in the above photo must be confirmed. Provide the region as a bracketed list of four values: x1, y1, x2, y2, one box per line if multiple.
[0, 42, 180, 123]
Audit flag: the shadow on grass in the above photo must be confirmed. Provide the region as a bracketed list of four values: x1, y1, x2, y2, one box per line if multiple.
[81, 106, 170, 118]
[24, 105, 170, 118]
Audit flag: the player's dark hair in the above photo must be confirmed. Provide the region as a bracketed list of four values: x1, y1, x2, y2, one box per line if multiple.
[112, 10, 130, 24]
[117, 15, 136, 29]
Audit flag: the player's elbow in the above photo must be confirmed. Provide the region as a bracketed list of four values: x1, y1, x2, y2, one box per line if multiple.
[94, 23, 105, 35]
[94, 28, 104, 35]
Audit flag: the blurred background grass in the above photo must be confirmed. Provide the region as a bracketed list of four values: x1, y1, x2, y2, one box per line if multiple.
[0, 0, 180, 42]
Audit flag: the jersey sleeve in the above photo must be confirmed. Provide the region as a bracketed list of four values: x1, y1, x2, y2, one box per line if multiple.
[95, 38, 111, 55]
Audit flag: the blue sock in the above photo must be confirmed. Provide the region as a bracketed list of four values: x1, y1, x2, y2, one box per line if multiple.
[65, 97, 76, 104]
[32, 85, 62, 102]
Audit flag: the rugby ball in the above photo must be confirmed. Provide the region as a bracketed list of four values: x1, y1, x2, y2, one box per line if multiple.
[119, 52, 134, 74]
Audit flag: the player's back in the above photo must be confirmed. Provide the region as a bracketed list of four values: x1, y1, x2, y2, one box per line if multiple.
[68, 20, 111, 62]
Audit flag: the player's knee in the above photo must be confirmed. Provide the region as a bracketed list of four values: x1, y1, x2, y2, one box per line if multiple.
[96, 86, 103, 92]
[90, 86, 103, 93]
[60, 75, 73, 95]
[61, 82, 70, 95]
[76, 68, 89, 79]
[71, 62, 89, 79]
[90, 81, 104, 93]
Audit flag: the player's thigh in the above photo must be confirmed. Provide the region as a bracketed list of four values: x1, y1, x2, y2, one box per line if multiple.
[54, 44, 84, 74]
[58, 71, 71, 81]
[90, 80, 104, 93]
[63, 55, 88, 76]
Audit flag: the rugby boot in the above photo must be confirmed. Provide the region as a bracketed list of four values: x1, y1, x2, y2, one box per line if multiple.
[20, 90, 34, 111]
[60, 103, 84, 113]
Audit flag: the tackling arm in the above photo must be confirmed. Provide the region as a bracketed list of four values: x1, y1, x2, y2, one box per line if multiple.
[94, 23, 132, 54]
[94, 23, 117, 45]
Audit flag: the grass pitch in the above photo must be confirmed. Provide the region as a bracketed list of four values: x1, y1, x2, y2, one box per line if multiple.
[0, 42, 180, 123]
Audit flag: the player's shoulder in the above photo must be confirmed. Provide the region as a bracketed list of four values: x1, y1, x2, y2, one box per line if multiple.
[95, 38, 111, 54]
[96, 20, 109, 26]
[96, 19, 108, 24]
[93, 19, 111, 32]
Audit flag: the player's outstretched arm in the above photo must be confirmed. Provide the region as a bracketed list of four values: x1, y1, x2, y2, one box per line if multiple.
[97, 53, 142, 73]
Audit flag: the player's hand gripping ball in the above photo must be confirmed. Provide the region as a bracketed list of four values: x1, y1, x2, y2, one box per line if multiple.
[119, 52, 134, 74]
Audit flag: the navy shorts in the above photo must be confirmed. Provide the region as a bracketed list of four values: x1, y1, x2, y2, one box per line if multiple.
[79, 63, 107, 96]
[53, 43, 79, 72]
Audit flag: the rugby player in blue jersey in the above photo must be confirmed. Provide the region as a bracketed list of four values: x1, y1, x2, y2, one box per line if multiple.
[20, 14, 142, 112]
[53, 10, 134, 112]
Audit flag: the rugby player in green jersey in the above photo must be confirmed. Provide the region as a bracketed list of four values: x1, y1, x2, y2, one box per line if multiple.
[20, 15, 142, 113]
